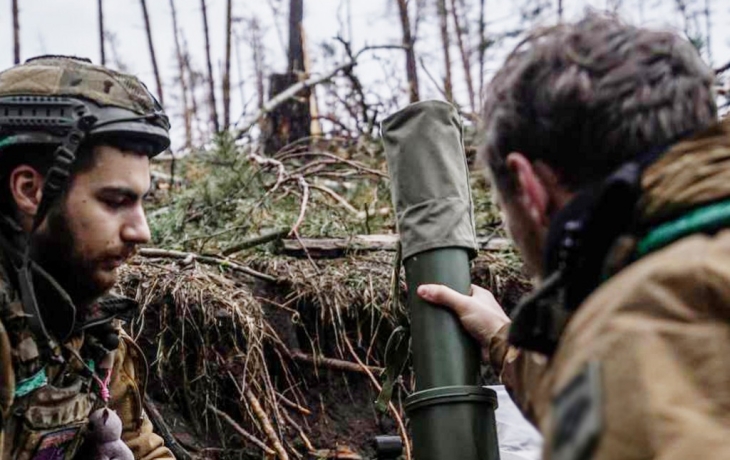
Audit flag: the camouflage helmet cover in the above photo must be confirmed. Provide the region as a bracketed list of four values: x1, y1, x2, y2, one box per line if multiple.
[0, 55, 170, 154]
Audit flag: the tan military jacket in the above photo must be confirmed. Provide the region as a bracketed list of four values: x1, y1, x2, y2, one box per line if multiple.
[0, 292, 174, 459]
[490, 118, 730, 460]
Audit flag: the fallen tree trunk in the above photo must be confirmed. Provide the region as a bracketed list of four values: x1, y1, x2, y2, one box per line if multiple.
[280, 234, 510, 258]
[137, 248, 278, 282]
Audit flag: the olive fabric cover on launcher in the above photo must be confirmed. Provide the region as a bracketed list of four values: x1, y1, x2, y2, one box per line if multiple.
[381, 100, 478, 260]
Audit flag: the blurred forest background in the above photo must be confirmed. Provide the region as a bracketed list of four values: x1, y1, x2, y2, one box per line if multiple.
[4, 0, 730, 151]
[4, 1, 730, 459]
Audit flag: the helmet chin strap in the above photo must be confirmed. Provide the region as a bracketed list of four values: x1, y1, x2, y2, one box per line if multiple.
[17, 112, 97, 361]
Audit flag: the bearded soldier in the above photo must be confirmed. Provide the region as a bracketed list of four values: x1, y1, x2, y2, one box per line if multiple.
[0, 56, 174, 459]
[418, 14, 730, 460]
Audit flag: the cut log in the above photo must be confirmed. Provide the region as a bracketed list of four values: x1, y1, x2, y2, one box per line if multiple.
[279, 234, 511, 258]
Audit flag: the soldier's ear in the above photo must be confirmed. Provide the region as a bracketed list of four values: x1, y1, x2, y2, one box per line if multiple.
[9, 165, 44, 219]
[506, 152, 550, 227]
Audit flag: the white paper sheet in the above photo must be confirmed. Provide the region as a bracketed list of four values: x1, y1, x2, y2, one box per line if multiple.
[488, 385, 543, 460]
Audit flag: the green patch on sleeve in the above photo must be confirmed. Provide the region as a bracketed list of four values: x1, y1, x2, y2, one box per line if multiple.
[14, 366, 48, 398]
[0, 136, 16, 150]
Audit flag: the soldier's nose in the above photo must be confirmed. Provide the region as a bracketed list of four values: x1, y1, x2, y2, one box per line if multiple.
[121, 206, 151, 244]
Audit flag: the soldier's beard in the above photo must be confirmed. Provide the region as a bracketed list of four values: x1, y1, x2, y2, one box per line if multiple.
[30, 206, 111, 316]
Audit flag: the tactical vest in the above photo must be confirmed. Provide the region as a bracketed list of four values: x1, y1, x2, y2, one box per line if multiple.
[0, 264, 136, 460]
[1, 292, 100, 460]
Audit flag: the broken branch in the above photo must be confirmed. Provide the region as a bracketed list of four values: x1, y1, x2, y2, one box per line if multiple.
[276, 392, 312, 416]
[281, 410, 316, 453]
[289, 176, 309, 236]
[276, 151, 387, 178]
[310, 184, 360, 216]
[207, 404, 275, 456]
[235, 61, 355, 138]
[245, 389, 289, 460]
[235, 44, 405, 139]
[137, 248, 278, 283]
[248, 152, 287, 193]
[221, 228, 290, 256]
[280, 234, 511, 258]
[144, 395, 197, 460]
[290, 350, 384, 375]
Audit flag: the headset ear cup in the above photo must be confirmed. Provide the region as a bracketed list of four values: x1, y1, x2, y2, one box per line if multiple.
[86, 322, 120, 351]
[102, 331, 120, 351]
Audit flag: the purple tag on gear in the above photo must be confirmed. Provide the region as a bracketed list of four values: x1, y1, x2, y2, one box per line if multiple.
[32, 427, 79, 460]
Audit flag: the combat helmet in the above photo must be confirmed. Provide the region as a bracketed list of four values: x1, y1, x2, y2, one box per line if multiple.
[0, 55, 169, 153]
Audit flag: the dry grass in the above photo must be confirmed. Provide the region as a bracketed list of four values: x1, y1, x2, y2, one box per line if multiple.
[248, 251, 407, 364]
[117, 261, 278, 455]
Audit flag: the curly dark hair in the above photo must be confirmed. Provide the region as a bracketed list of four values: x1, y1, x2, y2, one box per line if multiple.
[480, 12, 717, 193]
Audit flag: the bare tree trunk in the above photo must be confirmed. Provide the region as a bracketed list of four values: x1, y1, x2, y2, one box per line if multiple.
[140, 0, 164, 106]
[558, 0, 563, 21]
[288, 0, 304, 73]
[105, 31, 130, 72]
[396, 0, 420, 103]
[705, 0, 712, 65]
[266, 0, 288, 56]
[478, 0, 486, 105]
[169, 0, 192, 148]
[437, 0, 453, 103]
[98, 0, 106, 65]
[12, 0, 20, 64]
[222, 0, 233, 129]
[201, 0, 220, 133]
[262, 0, 310, 153]
[251, 18, 266, 110]
[183, 36, 202, 141]
[234, 30, 246, 114]
[301, 28, 322, 137]
[450, 0, 475, 112]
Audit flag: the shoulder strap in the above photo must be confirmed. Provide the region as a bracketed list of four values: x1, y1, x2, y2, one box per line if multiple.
[636, 198, 730, 257]
[0, 319, 14, 434]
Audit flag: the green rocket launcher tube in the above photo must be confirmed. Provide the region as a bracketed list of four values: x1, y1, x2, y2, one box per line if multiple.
[382, 101, 499, 460]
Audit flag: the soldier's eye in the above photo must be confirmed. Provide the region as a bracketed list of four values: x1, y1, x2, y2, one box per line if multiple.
[97, 188, 138, 209]
[103, 197, 126, 209]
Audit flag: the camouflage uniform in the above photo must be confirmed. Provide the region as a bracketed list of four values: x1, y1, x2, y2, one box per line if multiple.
[489, 117, 730, 460]
[0, 57, 173, 459]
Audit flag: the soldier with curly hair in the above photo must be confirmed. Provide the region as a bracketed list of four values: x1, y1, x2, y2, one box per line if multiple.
[418, 14, 730, 460]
